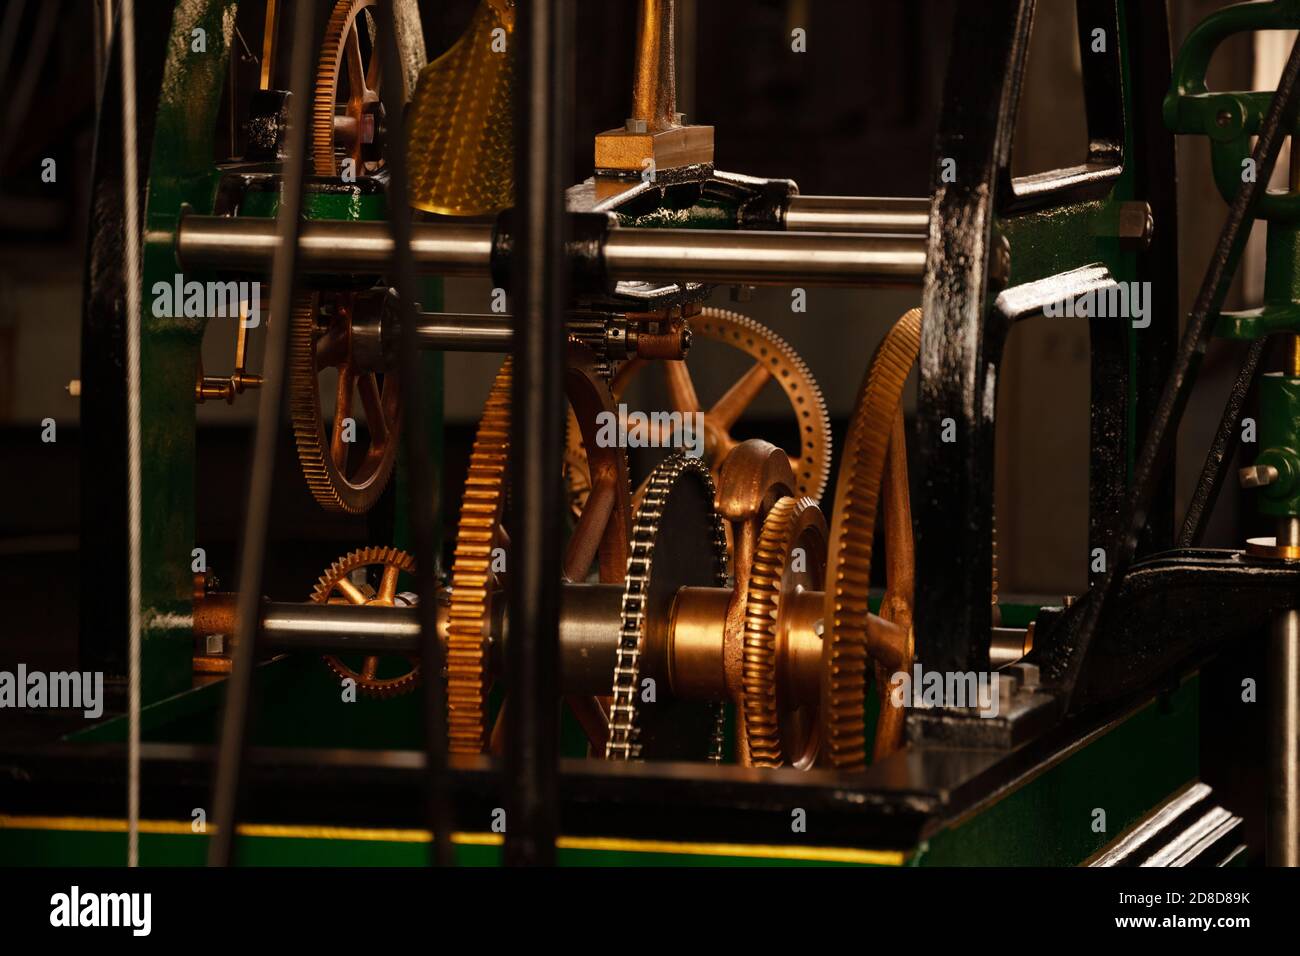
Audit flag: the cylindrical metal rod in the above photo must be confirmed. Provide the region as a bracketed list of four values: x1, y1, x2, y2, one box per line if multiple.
[785, 195, 929, 234]
[218, 583, 621, 691]
[415, 313, 513, 351]
[507, 0, 570, 867]
[177, 215, 495, 275]
[1269, 603, 1300, 866]
[177, 215, 926, 287]
[603, 228, 925, 286]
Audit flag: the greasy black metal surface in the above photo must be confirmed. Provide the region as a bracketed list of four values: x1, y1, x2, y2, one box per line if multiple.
[490, 210, 612, 298]
[376, 0, 454, 868]
[916, 0, 1179, 681]
[916, 0, 1029, 676]
[1178, 340, 1265, 548]
[1044, 28, 1300, 710]
[1129, 0, 1179, 558]
[79, 0, 172, 684]
[208, 0, 319, 867]
[1000, 0, 1126, 213]
[505, 0, 572, 866]
[1038, 550, 1300, 708]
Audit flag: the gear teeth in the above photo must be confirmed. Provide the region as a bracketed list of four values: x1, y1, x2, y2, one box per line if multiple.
[314, 0, 378, 177]
[290, 289, 401, 514]
[446, 360, 513, 754]
[564, 309, 833, 521]
[822, 308, 921, 770]
[605, 454, 728, 761]
[313, 546, 419, 698]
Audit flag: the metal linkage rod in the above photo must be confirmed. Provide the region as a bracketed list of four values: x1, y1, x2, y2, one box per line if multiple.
[176, 216, 928, 287]
[506, 0, 572, 867]
[1054, 30, 1300, 708]
[375, 0, 454, 868]
[1177, 339, 1267, 548]
[208, 0, 317, 867]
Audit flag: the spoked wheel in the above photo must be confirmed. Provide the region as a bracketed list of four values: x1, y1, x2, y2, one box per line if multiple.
[289, 292, 402, 514]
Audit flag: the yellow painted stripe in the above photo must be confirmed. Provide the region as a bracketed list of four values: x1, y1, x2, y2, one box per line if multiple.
[0, 814, 902, 865]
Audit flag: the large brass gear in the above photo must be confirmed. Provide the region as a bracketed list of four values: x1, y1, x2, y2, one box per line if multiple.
[313, 546, 419, 698]
[314, 0, 384, 178]
[821, 308, 921, 771]
[565, 308, 832, 518]
[289, 292, 402, 513]
[448, 345, 633, 754]
[446, 360, 512, 754]
[742, 495, 827, 769]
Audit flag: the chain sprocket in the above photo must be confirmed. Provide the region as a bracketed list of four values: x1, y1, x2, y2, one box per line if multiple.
[606, 453, 728, 761]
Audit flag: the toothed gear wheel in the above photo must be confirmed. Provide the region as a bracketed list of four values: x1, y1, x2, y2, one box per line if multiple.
[448, 345, 632, 755]
[821, 308, 921, 770]
[446, 359, 512, 754]
[289, 292, 402, 514]
[565, 308, 831, 520]
[314, 0, 384, 178]
[606, 453, 728, 761]
[312, 546, 419, 698]
[742, 495, 827, 769]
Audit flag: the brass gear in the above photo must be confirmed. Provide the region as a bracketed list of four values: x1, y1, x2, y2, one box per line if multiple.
[314, 0, 383, 178]
[742, 495, 827, 769]
[447, 345, 632, 754]
[289, 292, 402, 513]
[821, 308, 921, 771]
[446, 360, 512, 754]
[313, 546, 419, 698]
[565, 308, 831, 518]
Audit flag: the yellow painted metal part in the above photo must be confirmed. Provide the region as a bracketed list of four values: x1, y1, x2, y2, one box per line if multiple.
[0, 815, 905, 866]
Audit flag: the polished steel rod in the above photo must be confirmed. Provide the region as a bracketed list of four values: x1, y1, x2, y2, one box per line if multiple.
[177, 215, 927, 286]
[785, 195, 929, 234]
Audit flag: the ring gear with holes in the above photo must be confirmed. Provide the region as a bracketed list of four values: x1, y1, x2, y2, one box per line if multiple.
[565, 308, 831, 519]
[446, 359, 512, 754]
[314, 546, 419, 698]
[821, 308, 922, 771]
[314, 0, 383, 178]
[289, 292, 402, 513]
[606, 453, 729, 761]
[742, 495, 827, 769]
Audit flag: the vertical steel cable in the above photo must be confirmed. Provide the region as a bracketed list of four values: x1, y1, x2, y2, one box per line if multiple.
[208, 0, 318, 866]
[118, 0, 141, 869]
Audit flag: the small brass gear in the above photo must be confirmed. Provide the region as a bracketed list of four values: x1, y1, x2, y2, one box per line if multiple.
[446, 359, 512, 754]
[314, 0, 383, 178]
[313, 546, 419, 698]
[565, 308, 831, 519]
[289, 292, 402, 513]
[821, 308, 921, 771]
[742, 495, 827, 769]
